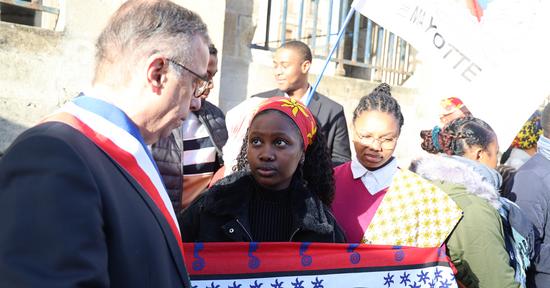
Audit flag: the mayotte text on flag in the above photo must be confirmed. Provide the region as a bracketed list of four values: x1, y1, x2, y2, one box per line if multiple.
[184, 242, 458, 288]
[349, 0, 549, 146]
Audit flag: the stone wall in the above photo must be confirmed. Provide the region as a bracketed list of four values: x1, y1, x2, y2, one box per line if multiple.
[218, 0, 256, 112]
[0, 0, 226, 153]
[0, 1, 124, 152]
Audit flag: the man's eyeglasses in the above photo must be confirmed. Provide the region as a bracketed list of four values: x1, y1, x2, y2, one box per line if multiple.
[354, 129, 397, 149]
[167, 59, 209, 98]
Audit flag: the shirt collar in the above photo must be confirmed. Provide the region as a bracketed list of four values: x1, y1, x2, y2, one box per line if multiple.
[284, 85, 311, 104]
[351, 155, 398, 191]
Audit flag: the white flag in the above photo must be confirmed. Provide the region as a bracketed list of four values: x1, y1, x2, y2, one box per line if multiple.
[352, 0, 550, 146]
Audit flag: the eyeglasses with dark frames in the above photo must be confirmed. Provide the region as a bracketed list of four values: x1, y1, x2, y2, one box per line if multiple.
[167, 59, 209, 98]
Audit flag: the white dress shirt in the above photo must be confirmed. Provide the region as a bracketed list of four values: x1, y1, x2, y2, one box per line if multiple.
[350, 155, 398, 195]
[284, 86, 312, 105]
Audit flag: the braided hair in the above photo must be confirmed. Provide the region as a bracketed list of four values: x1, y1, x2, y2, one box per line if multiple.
[235, 110, 335, 206]
[420, 116, 496, 156]
[353, 83, 404, 132]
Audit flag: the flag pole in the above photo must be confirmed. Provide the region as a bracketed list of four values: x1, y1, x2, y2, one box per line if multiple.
[305, 6, 356, 106]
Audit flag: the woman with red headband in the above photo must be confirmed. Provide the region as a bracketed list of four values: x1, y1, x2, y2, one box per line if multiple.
[178, 96, 345, 243]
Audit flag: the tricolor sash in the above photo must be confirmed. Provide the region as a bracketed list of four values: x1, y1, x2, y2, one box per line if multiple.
[184, 242, 459, 287]
[363, 169, 463, 247]
[42, 96, 184, 258]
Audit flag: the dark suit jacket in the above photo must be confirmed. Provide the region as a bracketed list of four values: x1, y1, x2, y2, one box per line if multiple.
[253, 89, 351, 166]
[513, 153, 550, 286]
[0, 122, 191, 287]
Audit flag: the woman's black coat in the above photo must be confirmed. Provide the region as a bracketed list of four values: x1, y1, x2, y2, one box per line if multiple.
[178, 171, 346, 243]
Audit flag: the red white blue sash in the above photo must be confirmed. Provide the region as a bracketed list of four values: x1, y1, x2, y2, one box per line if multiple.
[43, 96, 183, 257]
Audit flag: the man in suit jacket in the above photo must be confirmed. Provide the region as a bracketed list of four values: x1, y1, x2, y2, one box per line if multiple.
[512, 103, 550, 287]
[0, 1, 210, 287]
[252, 41, 351, 166]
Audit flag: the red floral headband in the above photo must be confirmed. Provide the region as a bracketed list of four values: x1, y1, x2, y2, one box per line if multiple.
[440, 97, 471, 116]
[253, 96, 317, 151]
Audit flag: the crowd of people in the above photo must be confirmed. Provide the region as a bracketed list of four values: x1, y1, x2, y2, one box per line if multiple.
[0, 1, 548, 287]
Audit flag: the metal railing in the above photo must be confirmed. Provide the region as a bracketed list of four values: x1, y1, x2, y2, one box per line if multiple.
[251, 0, 416, 86]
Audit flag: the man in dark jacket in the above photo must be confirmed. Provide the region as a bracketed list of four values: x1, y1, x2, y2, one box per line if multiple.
[513, 102, 550, 287]
[0, 1, 207, 286]
[152, 44, 228, 213]
[252, 41, 351, 166]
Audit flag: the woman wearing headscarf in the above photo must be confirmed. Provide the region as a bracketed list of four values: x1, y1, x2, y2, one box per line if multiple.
[179, 97, 345, 243]
[502, 110, 543, 170]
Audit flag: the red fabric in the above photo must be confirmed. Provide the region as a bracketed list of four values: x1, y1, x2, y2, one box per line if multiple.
[253, 96, 317, 151]
[183, 242, 452, 275]
[332, 162, 387, 243]
[440, 97, 465, 115]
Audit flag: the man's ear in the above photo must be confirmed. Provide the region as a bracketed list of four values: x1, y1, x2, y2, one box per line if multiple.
[301, 60, 311, 74]
[147, 56, 168, 94]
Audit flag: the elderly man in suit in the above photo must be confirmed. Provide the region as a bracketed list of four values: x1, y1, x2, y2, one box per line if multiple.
[0, 1, 209, 287]
[252, 40, 351, 166]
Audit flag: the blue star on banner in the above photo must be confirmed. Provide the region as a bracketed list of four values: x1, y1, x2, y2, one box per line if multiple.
[229, 282, 242, 288]
[249, 280, 263, 288]
[291, 277, 304, 288]
[400, 272, 411, 286]
[270, 279, 284, 288]
[383, 273, 395, 287]
[417, 270, 430, 284]
[434, 268, 443, 281]
[311, 277, 324, 288]
[207, 282, 220, 288]
[439, 279, 451, 288]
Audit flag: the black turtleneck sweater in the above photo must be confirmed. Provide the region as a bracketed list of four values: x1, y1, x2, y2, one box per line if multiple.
[248, 182, 293, 242]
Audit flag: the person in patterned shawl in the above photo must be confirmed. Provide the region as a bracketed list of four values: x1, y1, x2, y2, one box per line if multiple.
[332, 83, 462, 248]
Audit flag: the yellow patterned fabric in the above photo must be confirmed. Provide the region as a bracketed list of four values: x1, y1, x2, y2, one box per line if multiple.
[362, 169, 463, 247]
[512, 110, 542, 149]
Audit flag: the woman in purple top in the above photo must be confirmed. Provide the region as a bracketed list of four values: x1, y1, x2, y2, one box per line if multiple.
[331, 83, 404, 243]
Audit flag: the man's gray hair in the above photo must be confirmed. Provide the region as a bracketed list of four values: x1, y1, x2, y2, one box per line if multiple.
[93, 0, 209, 85]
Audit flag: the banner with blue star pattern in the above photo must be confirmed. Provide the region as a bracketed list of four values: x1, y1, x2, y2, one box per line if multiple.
[184, 242, 458, 288]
